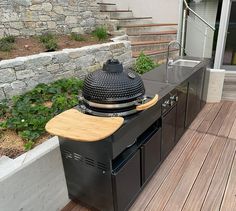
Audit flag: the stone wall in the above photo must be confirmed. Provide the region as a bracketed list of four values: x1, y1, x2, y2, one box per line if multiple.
[0, 0, 107, 37]
[0, 41, 133, 100]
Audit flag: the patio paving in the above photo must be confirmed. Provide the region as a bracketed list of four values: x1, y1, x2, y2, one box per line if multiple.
[62, 101, 236, 211]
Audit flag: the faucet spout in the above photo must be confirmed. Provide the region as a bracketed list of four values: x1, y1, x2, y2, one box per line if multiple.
[166, 40, 181, 83]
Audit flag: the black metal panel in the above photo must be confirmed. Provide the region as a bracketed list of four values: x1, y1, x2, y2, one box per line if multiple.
[59, 138, 115, 211]
[141, 128, 161, 183]
[111, 102, 162, 159]
[162, 106, 177, 160]
[112, 150, 141, 211]
[175, 82, 188, 142]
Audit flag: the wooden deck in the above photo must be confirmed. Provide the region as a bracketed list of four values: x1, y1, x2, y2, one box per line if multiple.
[62, 101, 236, 211]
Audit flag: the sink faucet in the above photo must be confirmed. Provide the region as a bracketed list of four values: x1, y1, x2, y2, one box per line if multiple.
[166, 40, 181, 83]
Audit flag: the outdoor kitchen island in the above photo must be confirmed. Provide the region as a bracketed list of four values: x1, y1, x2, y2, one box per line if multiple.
[56, 57, 210, 211]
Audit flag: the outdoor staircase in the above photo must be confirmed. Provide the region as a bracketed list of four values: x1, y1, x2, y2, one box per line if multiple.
[222, 72, 236, 101]
[98, 2, 178, 63]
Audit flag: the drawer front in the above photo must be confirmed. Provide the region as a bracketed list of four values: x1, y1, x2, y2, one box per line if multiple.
[112, 151, 141, 211]
[141, 128, 161, 183]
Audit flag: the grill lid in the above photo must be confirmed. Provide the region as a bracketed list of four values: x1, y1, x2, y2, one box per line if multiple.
[82, 59, 145, 104]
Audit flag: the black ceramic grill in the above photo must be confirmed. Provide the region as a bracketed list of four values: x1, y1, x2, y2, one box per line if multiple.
[82, 59, 145, 104]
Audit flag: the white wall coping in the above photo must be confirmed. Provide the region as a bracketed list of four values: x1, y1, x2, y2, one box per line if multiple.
[0, 136, 59, 181]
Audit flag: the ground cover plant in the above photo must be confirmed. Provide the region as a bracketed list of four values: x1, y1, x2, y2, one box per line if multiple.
[0, 35, 15, 52]
[133, 52, 159, 74]
[0, 78, 83, 152]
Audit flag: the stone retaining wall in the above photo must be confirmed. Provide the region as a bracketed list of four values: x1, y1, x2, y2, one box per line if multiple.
[0, 41, 133, 100]
[0, 0, 106, 37]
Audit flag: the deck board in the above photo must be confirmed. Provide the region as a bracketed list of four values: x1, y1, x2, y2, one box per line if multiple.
[62, 101, 236, 211]
[201, 140, 236, 211]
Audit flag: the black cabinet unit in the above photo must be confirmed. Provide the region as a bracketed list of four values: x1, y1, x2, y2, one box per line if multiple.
[175, 82, 188, 142]
[141, 128, 162, 183]
[112, 151, 141, 211]
[162, 105, 177, 160]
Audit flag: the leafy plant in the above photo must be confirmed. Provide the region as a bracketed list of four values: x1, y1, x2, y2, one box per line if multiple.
[133, 52, 159, 74]
[38, 33, 58, 51]
[24, 140, 34, 151]
[0, 78, 83, 151]
[70, 32, 85, 41]
[93, 26, 108, 41]
[0, 35, 15, 52]
[0, 100, 9, 118]
[44, 39, 58, 51]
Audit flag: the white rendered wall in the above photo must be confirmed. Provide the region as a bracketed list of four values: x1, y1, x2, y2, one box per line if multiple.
[102, 0, 179, 23]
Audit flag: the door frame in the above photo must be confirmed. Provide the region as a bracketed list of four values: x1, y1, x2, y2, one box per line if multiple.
[214, 0, 234, 69]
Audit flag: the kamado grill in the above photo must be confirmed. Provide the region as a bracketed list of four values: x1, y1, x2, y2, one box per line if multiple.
[78, 59, 158, 117]
[45, 59, 163, 211]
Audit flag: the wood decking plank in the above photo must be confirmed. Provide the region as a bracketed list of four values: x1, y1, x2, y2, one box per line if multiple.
[218, 102, 236, 137]
[189, 104, 213, 130]
[220, 143, 236, 211]
[229, 119, 236, 140]
[144, 132, 205, 211]
[182, 136, 227, 211]
[162, 134, 216, 211]
[62, 201, 78, 211]
[197, 102, 223, 133]
[208, 101, 233, 135]
[129, 130, 196, 211]
[201, 140, 236, 211]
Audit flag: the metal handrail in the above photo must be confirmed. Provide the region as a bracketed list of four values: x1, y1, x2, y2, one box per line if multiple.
[183, 0, 215, 31]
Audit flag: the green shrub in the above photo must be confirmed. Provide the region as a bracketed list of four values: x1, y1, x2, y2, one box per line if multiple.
[0, 100, 9, 117]
[0, 78, 83, 150]
[44, 39, 58, 51]
[0, 35, 15, 52]
[93, 26, 108, 41]
[70, 32, 85, 41]
[38, 33, 58, 51]
[133, 52, 159, 74]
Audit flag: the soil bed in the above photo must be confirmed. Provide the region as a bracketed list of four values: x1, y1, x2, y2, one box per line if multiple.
[0, 130, 51, 158]
[0, 34, 111, 61]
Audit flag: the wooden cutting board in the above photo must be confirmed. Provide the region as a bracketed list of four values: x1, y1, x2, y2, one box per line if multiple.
[45, 109, 124, 142]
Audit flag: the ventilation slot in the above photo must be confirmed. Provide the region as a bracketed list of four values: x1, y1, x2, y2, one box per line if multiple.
[62, 150, 73, 159]
[97, 162, 108, 171]
[74, 153, 83, 162]
[85, 157, 95, 167]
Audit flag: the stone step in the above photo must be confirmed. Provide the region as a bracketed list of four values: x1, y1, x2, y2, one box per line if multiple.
[100, 10, 134, 19]
[128, 31, 177, 42]
[124, 24, 178, 34]
[97, 2, 117, 11]
[131, 40, 171, 52]
[113, 17, 153, 26]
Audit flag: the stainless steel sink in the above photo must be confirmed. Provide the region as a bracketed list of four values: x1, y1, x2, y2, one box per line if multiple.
[172, 59, 201, 68]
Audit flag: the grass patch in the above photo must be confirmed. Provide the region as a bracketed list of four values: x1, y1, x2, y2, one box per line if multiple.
[38, 33, 58, 51]
[93, 26, 108, 41]
[133, 52, 159, 74]
[0, 78, 83, 150]
[70, 32, 86, 41]
[0, 35, 15, 52]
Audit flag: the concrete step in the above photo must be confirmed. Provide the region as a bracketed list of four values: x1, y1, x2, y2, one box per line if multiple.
[113, 17, 153, 26]
[133, 49, 179, 64]
[128, 31, 177, 42]
[100, 10, 134, 19]
[97, 2, 117, 11]
[131, 40, 171, 52]
[222, 72, 236, 100]
[124, 24, 178, 34]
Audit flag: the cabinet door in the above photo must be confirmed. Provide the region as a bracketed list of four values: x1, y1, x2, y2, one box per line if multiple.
[112, 151, 141, 211]
[141, 128, 161, 183]
[176, 83, 188, 142]
[162, 106, 177, 160]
